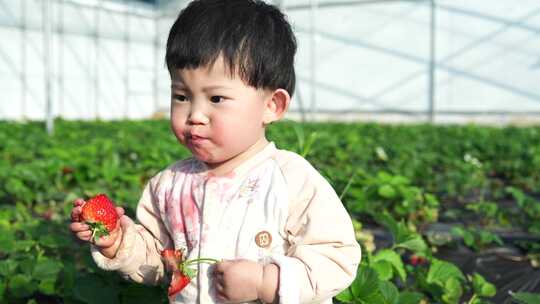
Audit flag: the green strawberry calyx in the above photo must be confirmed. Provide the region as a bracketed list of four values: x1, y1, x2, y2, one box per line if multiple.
[87, 221, 110, 242]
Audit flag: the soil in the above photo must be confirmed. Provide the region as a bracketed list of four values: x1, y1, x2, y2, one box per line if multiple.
[436, 244, 540, 304]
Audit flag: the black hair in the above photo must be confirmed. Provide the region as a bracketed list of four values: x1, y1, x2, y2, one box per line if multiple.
[165, 0, 297, 96]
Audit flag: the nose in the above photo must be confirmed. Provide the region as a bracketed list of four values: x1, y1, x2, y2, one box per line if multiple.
[188, 101, 209, 125]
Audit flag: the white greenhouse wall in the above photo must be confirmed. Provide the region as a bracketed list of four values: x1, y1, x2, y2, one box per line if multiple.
[0, 0, 539, 123]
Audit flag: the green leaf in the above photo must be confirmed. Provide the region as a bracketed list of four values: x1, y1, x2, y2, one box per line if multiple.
[374, 213, 427, 254]
[390, 175, 409, 186]
[362, 291, 387, 304]
[13, 240, 35, 252]
[38, 278, 57, 295]
[73, 273, 119, 304]
[335, 287, 354, 303]
[471, 273, 496, 298]
[372, 260, 393, 281]
[33, 258, 62, 281]
[398, 291, 424, 304]
[350, 267, 380, 300]
[61, 261, 77, 298]
[442, 277, 463, 304]
[0, 229, 15, 254]
[478, 230, 503, 246]
[0, 280, 5, 300]
[120, 283, 166, 304]
[378, 185, 397, 199]
[373, 249, 406, 282]
[395, 236, 427, 253]
[451, 226, 474, 247]
[39, 234, 72, 249]
[463, 230, 475, 247]
[376, 171, 394, 183]
[18, 258, 36, 276]
[378, 281, 399, 304]
[0, 259, 18, 277]
[427, 259, 465, 286]
[8, 274, 37, 298]
[510, 292, 540, 304]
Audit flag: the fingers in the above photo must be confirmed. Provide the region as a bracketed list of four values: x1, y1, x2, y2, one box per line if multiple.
[212, 262, 228, 302]
[69, 221, 91, 241]
[73, 198, 85, 207]
[212, 269, 227, 302]
[76, 231, 93, 242]
[214, 260, 231, 272]
[116, 206, 125, 217]
[94, 231, 117, 248]
[70, 221, 89, 232]
[214, 282, 227, 302]
[118, 214, 133, 228]
[70, 206, 82, 222]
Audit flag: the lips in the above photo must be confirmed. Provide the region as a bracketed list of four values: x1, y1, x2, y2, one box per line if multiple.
[186, 133, 209, 144]
[190, 134, 206, 140]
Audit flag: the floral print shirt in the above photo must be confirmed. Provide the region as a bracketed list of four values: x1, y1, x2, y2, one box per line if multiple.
[91, 142, 361, 304]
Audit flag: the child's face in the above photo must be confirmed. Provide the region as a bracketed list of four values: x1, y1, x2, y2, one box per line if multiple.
[170, 56, 272, 167]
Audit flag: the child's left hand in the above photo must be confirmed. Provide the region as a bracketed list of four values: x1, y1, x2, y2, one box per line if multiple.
[212, 259, 263, 303]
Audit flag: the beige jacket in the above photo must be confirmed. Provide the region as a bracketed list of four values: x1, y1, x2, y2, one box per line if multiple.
[91, 142, 361, 304]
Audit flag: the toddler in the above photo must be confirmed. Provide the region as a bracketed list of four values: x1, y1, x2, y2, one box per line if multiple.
[70, 0, 361, 303]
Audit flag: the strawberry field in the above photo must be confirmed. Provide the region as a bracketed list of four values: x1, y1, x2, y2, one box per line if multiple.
[1, 119, 540, 304]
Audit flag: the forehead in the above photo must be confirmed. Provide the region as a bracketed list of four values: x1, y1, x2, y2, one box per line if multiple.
[170, 55, 236, 82]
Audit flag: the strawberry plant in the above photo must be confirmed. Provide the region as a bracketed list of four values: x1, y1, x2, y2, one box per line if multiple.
[346, 171, 440, 229]
[450, 226, 503, 251]
[506, 187, 540, 234]
[2, 120, 540, 302]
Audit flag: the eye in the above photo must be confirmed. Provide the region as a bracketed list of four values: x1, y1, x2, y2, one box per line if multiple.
[210, 96, 224, 103]
[172, 94, 188, 102]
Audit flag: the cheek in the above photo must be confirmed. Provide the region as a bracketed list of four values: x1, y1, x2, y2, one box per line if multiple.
[170, 114, 187, 143]
[208, 118, 227, 144]
[212, 111, 261, 146]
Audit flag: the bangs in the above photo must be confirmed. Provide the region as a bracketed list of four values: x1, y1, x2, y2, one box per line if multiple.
[165, 0, 296, 94]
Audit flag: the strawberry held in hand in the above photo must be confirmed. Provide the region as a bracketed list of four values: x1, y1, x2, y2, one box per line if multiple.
[81, 194, 119, 242]
[169, 271, 191, 296]
[161, 249, 218, 297]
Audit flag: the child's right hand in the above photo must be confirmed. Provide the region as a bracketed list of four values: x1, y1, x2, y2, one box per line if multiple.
[69, 198, 126, 259]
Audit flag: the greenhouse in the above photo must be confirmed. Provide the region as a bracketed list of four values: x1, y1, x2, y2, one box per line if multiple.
[1, 0, 539, 303]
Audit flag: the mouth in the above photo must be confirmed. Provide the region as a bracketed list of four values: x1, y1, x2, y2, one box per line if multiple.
[186, 133, 209, 144]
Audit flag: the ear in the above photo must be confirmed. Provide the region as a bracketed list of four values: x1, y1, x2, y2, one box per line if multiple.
[263, 89, 290, 125]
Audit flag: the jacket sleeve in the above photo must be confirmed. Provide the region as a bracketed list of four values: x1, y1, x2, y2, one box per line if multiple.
[91, 175, 174, 285]
[272, 154, 361, 303]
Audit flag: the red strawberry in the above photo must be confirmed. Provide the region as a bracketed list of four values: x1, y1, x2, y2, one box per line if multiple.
[160, 248, 218, 297]
[161, 249, 185, 272]
[161, 248, 184, 260]
[168, 271, 191, 296]
[81, 194, 119, 242]
[61, 166, 74, 175]
[409, 254, 427, 266]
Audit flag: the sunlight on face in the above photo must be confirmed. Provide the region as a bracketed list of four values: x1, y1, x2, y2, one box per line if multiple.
[169, 56, 272, 171]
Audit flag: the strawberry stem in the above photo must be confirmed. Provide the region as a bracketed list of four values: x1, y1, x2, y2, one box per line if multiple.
[90, 228, 96, 242]
[183, 258, 220, 266]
